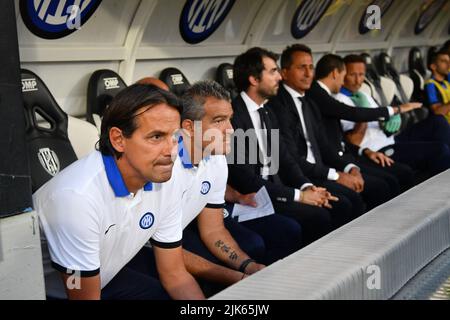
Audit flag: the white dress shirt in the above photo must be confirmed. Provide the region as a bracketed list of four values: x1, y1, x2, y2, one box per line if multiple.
[240, 92, 311, 201]
[283, 84, 317, 164]
[335, 91, 395, 152]
[317, 80, 395, 116]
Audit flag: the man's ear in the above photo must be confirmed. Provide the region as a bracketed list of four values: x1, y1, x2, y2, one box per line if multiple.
[181, 119, 194, 136]
[332, 68, 338, 80]
[429, 63, 437, 73]
[109, 127, 125, 153]
[249, 75, 259, 87]
[281, 68, 288, 80]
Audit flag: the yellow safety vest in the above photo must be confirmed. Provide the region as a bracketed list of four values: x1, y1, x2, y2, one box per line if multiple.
[426, 78, 450, 123]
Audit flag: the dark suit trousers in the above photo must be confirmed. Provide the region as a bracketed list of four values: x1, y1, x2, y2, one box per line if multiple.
[383, 140, 450, 178]
[224, 209, 302, 265]
[355, 156, 415, 193]
[273, 201, 333, 245]
[313, 179, 366, 222]
[396, 114, 450, 149]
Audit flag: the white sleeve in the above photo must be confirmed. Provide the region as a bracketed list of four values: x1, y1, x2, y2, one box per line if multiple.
[205, 156, 227, 207]
[341, 119, 355, 132]
[335, 93, 356, 132]
[150, 181, 183, 248]
[37, 191, 100, 275]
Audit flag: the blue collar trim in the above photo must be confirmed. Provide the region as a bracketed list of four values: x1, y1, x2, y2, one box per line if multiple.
[178, 136, 194, 169]
[340, 87, 353, 97]
[102, 154, 153, 197]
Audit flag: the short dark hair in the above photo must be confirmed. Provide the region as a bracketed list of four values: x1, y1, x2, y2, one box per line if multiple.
[233, 47, 279, 93]
[428, 48, 450, 69]
[442, 39, 450, 53]
[280, 44, 312, 69]
[315, 54, 345, 80]
[343, 54, 366, 65]
[98, 83, 181, 158]
[181, 80, 231, 121]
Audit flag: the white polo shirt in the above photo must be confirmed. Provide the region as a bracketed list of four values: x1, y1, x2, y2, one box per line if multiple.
[33, 151, 183, 295]
[175, 138, 227, 229]
[335, 90, 395, 153]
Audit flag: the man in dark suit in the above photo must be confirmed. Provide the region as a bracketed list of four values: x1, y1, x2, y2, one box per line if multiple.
[267, 44, 392, 211]
[227, 47, 353, 244]
[306, 53, 421, 192]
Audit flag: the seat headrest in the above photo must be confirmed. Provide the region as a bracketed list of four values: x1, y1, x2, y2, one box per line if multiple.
[377, 52, 410, 103]
[361, 53, 380, 83]
[408, 47, 426, 77]
[159, 68, 191, 97]
[377, 52, 400, 79]
[20, 69, 78, 192]
[215, 63, 238, 99]
[87, 69, 127, 127]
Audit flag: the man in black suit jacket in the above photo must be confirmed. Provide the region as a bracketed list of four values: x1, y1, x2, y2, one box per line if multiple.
[227, 47, 352, 244]
[306, 53, 421, 193]
[268, 44, 392, 212]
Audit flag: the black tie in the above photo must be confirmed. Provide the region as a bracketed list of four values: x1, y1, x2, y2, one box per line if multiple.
[257, 107, 272, 157]
[298, 96, 323, 165]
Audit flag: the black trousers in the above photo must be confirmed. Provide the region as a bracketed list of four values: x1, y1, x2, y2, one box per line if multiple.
[273, 201, 334, 245]
[355, 155, 415, 194]
[397, 114, 450, 149]
[101, 246, 170, 300]
[381, 140, 450, 178]
[314, 179, 367, 218]
[224, 211, 302, 265]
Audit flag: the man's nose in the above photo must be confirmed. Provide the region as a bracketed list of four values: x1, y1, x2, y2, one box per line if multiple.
[276, 70, 282, 81]
[165, 136, 177, 155]
[225, 120, 234, 135]
[305, 68, 312, 77]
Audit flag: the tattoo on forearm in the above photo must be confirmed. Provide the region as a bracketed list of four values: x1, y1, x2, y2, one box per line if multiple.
[229, 252, 238, 261]
[215, 240, 225, 248]
[214, 240, 239, 261]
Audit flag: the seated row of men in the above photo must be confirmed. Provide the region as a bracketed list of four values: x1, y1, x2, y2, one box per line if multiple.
[34, 43, 450, 300]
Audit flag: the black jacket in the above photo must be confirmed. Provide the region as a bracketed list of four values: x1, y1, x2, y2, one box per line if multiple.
[306, 81, 390, 158]
[227, 94, 311, 203]
[268, 84, 350, 180]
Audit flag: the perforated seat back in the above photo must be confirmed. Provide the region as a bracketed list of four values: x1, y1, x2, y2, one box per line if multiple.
[87, 69, 127, 131]
[377, 52, 409, 104]
[159, 67, 191, 97]
[380, 76, 396, 105]
[378, 53, 429, 126]
[67, 115, 99, 159]
[399, 74, 414, 102]
[409, 47, 426, 78]
[21, 69, 78, 192]
[361, 53, 389, 106]
[360, 82, 373, 97]
[216, 63, 238, 99]
[364, 76, 410, 134]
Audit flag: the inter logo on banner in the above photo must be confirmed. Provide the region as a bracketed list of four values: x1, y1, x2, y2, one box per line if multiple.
[20, 0, 102, 39]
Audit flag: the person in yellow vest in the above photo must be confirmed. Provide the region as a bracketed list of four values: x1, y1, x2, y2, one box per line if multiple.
[441, 39, 450, 81]
[426, 49, 450, 123]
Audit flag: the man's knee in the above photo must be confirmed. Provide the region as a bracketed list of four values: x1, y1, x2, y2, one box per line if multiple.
[240, 231, 265, 262]
[270, 214, 302, 246]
